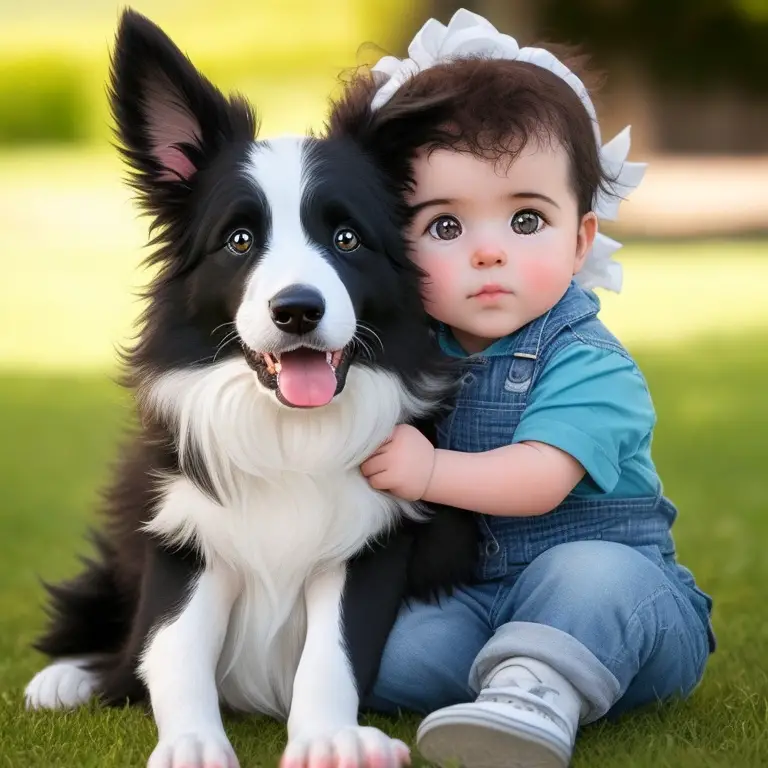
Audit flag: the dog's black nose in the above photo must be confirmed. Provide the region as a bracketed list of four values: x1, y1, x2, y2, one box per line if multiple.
[269, 284, 325, 335]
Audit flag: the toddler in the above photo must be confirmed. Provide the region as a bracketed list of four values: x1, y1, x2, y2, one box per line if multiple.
[332, 9, 716, 768]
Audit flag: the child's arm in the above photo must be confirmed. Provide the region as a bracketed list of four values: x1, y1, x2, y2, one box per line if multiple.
[361, 427, 583, 517]
[427, 441, 584, 516]
[362, 344, 656, 517]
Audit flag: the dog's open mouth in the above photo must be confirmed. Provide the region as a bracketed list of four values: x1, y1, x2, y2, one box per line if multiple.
[244, 346, 348, 408]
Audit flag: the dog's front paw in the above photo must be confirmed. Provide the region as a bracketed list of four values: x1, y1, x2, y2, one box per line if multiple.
[281, 726, 410, 768]
[24, 659, 99, 710]
[148, 731, 239, 768]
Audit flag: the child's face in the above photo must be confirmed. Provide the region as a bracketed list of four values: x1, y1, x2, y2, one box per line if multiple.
[406, 141, 597, 353]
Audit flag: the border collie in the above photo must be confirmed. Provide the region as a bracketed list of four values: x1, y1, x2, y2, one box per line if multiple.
[23, 9, 477, 768]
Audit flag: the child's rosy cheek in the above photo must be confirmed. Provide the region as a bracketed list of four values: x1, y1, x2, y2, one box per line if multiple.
[517, 259, 562, 294]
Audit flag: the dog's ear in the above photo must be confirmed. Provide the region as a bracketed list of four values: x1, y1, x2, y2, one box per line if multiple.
[109, 9, 256, 213]
[325, 71, 453, 200]
[326, 74, 406, 182]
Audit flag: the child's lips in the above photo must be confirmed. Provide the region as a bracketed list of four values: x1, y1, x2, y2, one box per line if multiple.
[469, 284, 513, 300]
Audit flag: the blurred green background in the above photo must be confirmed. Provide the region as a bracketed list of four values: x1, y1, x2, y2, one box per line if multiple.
[1, 1, 767, 766]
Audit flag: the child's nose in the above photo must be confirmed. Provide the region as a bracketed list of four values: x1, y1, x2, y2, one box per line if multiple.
[471, 245, 507, 269]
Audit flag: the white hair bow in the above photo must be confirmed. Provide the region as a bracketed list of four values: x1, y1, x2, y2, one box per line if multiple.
[371, 8, 646, 293]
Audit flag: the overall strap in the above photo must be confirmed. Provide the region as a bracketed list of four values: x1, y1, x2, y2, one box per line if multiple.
[512, 282, 601, 361]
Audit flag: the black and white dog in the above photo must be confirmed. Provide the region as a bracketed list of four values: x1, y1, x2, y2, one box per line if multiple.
[23, 10, 477, 768]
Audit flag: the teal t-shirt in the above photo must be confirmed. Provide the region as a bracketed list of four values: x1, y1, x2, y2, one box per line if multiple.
[511, 343, 660, 498]
[440, 332, 661, 499]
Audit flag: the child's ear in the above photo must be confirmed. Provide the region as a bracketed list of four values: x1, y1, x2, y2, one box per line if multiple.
[573, 212, 598, 274]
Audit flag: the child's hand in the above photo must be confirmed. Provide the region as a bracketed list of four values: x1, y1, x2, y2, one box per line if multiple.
[361, 424, 436, 501]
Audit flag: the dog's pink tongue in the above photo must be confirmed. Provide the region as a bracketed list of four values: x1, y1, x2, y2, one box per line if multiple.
[277, 349, 336, 407]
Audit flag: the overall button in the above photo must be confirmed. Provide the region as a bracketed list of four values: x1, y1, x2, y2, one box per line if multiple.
[485, 540, 500, 556]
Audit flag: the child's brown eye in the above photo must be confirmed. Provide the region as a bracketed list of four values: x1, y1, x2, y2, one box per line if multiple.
[511, 211, 544, 235]
[428, 215, 462, 241]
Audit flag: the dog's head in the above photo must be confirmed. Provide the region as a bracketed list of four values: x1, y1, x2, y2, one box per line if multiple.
[112, 9, 446, 413]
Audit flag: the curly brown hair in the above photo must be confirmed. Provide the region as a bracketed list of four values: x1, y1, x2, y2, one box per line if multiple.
[326, 50, 613, 218]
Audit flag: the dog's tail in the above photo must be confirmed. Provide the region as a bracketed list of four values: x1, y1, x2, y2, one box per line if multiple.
[33, 533, 133, 660]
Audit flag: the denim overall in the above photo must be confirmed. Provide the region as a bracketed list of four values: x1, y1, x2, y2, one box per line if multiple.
[437, 281, 679, 574]
[367, 282, 715, 722]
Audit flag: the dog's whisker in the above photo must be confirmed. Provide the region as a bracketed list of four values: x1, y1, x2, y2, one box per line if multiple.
[213, 331, 241, 364]
[356, 322, 385, 354]
[211, 321, 237, 338]
[215, 334, 239, 351]
[215, 333, 240, 355]
[351, 334, 375, 363]
[217, 329, 239, 347]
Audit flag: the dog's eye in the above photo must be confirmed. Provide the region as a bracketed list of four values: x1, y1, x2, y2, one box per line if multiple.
[226, 229, 253, 255]
[334, 227, 361, 253]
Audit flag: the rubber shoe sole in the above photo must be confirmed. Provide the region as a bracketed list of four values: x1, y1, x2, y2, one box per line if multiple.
[416, 703, 572, 768]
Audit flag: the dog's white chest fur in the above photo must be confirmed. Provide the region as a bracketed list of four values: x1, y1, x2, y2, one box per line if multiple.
[143, 359, 429, 717]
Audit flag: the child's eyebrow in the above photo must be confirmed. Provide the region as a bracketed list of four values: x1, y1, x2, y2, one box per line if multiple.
[508, 192, 560, 209]
[409, 192, 560, 215]
[408, 198, 457, 215]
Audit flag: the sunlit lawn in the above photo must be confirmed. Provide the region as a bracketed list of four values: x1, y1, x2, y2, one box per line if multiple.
[1, 144, 767, 767]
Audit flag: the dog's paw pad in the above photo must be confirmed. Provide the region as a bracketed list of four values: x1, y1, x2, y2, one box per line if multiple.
[147, 731, 239, 768]
[282, 726, 410, 768]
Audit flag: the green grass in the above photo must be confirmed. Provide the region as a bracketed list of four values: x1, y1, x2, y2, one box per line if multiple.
[1, 328, 767, 767]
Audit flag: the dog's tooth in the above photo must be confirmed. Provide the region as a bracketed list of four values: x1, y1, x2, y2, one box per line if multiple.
[326, 352, 332, 364]
[262, 353, 277, 375]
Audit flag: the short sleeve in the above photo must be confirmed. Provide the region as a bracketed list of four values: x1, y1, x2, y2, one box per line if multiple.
[512, 343, 656, 493]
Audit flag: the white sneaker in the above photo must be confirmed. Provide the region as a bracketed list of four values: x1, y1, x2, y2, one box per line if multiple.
[416, 684, 575, 768]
